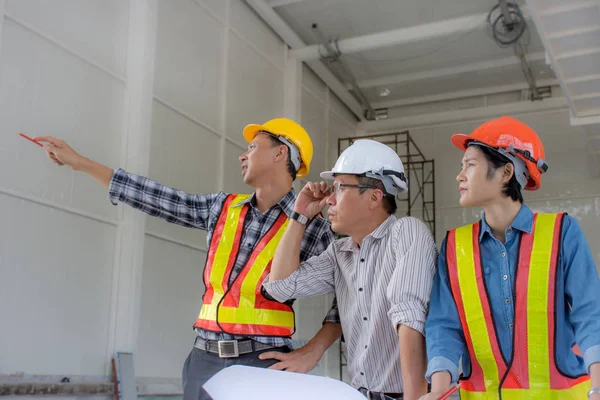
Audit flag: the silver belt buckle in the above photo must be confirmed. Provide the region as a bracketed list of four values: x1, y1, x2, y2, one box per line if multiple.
[217, 340, 239, 358]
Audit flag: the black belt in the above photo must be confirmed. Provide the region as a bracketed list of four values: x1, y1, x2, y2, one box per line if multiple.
[194, 336, 278, 358]
[358, 387, 403, 400]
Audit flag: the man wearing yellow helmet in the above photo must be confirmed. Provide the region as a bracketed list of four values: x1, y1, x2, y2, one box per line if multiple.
[33, 118, 341, 400]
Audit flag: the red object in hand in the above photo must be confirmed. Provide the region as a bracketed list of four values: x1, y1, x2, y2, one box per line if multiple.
[19, 133, 43, 147]
[438, 383, 460, 400]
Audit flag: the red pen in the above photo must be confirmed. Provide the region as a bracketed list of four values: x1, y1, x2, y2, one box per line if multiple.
[438, 383, 460, 400]
[19, 133, 44, 147]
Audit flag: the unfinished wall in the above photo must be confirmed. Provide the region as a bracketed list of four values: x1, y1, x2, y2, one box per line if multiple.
[0, 0, 129, 379]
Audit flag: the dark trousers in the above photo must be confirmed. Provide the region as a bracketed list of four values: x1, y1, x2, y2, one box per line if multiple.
[182, 345, 290, 400]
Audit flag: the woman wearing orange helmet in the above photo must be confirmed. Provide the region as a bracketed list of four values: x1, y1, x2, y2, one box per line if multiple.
[420, 116, 600, 400]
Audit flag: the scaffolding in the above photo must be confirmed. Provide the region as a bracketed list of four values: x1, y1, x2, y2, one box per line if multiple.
[336, 131, 436, 381]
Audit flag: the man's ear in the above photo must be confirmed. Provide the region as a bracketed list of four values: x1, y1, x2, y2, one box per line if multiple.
[369, 189, 384, 210]
[501, 163, 515, 184]
[275, 144, 288, 160]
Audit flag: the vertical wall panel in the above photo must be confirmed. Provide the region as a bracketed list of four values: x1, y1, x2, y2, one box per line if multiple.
[301, 89, 327, 182]
[229, 0, 285, 71]
[154, 0, 224, 131]
[136, 236, 206, 378]
[225, 33, 284, 139]
[144, 100, 221, 247]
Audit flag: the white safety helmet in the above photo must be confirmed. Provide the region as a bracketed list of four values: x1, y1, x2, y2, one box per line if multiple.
[320, 139, 408, 196]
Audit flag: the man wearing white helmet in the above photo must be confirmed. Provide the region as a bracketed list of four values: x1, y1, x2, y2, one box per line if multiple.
[264, 139, 438, 400]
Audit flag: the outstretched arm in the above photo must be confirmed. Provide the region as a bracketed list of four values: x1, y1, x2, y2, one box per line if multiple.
[35, 136, 113, 188]
[34, 136, 217, 230]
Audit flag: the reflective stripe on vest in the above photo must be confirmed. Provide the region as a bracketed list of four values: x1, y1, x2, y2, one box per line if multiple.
[447, 213, 590, 399]
[194, 194, 295, 337]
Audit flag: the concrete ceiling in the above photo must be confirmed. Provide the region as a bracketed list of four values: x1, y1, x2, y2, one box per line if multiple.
[270, 0, 555, 109]
[248, 0, 600, 171]
[526, 0, 600, 122]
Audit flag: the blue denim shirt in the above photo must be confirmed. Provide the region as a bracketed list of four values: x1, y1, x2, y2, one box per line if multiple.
[425, 204, 600, 383]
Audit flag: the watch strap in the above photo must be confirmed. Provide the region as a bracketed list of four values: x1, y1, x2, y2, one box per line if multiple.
[290, 211, 309, 225]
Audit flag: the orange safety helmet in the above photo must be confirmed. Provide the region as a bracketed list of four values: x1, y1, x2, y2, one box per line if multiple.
[243, 118, 313, 178]
[451, 116, 548, 190]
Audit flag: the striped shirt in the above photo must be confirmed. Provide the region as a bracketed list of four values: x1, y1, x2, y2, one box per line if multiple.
[263, 215, 437, 392]
[108, 168, 339, 348]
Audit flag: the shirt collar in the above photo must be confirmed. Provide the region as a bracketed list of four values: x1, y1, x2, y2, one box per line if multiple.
[231, 189, 296, 217]
[479, 203, 534, 241]
[371, 215, 397, 239]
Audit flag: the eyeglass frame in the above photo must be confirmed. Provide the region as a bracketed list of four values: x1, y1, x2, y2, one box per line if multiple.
[327, 181, 379, 195]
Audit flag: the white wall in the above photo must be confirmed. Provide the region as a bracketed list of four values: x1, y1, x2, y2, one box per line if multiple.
[0, 0, 356, 395]
[0, 0, 129, 379]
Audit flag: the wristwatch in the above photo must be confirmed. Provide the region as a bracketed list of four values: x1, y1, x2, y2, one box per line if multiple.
[589, 388, 600, 399]
[290, 211, 309, 225]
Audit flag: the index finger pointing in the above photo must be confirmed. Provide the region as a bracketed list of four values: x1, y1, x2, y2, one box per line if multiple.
[32, 136, 59, 145]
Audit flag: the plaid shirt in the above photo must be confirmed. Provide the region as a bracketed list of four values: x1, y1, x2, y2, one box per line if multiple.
[109, 169, 339, 347]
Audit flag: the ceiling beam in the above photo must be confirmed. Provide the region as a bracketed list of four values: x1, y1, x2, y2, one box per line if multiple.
[358, 97, 568, 132]
[289, 12, 491, 61]
[537, 1, 598, 17]
[565, 73, 600, 84]
[546, 25, 600, 40]
[571, 113, 600, 125]
[245, 0, 365, 120]
[267, 0, 306, 7]
[355, 51, 547, 89]
[371, 78, 559, 109]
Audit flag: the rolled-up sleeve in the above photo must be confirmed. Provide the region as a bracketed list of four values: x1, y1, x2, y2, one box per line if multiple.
[386, 217, 437, 335]
[323, 296, 341, 324]
[425, 236, 467, 384]
[263, 242, 337, 302]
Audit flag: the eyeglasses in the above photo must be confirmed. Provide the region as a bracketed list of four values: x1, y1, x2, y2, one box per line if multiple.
[327, 182, 378, 195]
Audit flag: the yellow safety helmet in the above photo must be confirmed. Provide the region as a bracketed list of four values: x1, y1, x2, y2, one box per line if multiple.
[242, 118, 313, 178]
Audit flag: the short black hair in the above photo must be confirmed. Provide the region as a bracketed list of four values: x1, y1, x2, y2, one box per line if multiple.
[357, 176, 397, 215]
[264, 133, 297, 181]
[474, 144, 523, 203]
